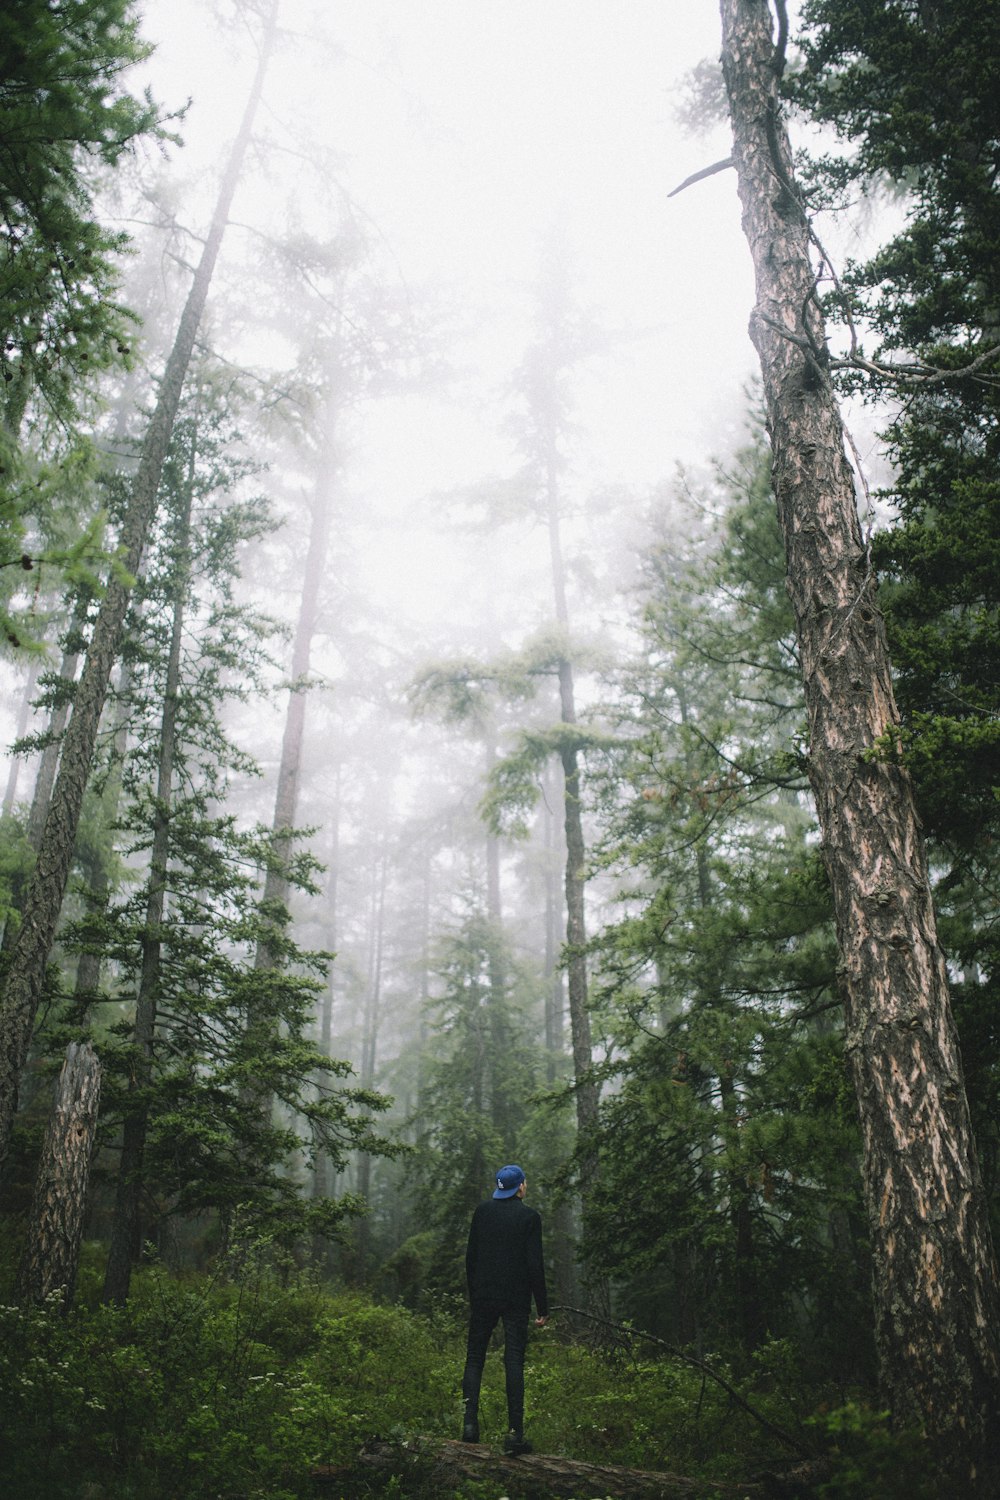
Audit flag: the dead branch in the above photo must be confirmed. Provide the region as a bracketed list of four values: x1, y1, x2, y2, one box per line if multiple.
[668, 157, 735, 198]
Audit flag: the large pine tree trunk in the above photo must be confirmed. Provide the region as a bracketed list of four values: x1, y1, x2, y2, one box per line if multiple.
[17, 1041, 102, 1306]
[0, 4, 278, 1176]
[719, 0, 1000, 1482]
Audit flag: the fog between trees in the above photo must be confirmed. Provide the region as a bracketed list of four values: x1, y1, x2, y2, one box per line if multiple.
[2, 1, 1000, 1494]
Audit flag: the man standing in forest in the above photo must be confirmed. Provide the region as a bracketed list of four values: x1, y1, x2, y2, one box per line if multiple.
[461, 1164, 549, 1455]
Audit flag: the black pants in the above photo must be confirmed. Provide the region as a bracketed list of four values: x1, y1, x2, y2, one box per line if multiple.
[462, 1300, 530, 1433]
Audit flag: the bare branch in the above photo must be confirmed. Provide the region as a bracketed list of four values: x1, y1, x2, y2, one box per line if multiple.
[667, 157, 734, 198]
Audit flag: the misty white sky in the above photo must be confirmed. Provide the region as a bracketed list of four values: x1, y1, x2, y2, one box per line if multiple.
[4, 2, 818, 779]
[137, 0, 760, 499]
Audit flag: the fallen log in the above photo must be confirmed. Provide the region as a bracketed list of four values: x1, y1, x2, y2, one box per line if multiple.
[313, 1436, 792, 1498]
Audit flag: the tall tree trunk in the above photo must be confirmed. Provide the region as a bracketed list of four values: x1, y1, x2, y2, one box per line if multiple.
[73, 660, 133, 1006]
[719, 0, 1000, 1481]
[103, 450, 193, 1305]
[254, 482, 332, 974]
[0, 627, 83, 958]
[249, 475, 332, 1135]
[483, 736, 513, 1137]
[0, 3, 279, 1175]
[354, 846, 387, 1281]
[17, 1041, 101, 1307]
[312, 776, 340, 1216]
[545, 454, 606, 1316]
[1, 658, 41, 818]
[542, 764, 565, 1081]
[25, 625, 85, 852]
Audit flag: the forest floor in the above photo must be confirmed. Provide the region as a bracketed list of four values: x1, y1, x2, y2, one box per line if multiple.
[0, 1250, 936, 1500]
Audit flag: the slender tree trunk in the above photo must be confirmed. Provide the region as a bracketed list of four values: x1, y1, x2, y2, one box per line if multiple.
[103, 450, 193, 1305]
[354, 847, 386, 1281]
[2, 658, 41, 817]
[0, 3, 278, 1175]
[25, 634, 83, 852]
[312, 780, 340, 1216]
[545, 462, 597, 1133]
[483, 736, 514, 1137]
[73, 660, 132, 1005]
[17, 1041, 102, 1307]
[544, 454, 607, 1316]
[249, 475, 332, 1138]
[719, 0, 1000, 1481]
[0, 629, 83, 960]
[254, 482, 332, 973]
[542, 765, 565, 1081]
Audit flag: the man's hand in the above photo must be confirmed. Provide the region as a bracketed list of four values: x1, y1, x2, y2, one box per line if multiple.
[535, 1316, 549, 1328]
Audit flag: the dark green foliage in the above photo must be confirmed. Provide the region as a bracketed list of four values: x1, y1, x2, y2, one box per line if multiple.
[410, 911, 541, 1295]
[0, 1259, 935, 1499]
[0, 1269, 458, 1500]
[0, 0, 166, 642]
[587, 431, 870, 1371]
[55, 383, 391, 1249]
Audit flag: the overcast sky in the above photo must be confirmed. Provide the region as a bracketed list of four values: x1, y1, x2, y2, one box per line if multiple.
[136, 0, 760, 492]
[3, 3, 794, 770]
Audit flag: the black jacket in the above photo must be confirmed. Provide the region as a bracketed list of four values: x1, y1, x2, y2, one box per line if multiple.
[465, 1196, 548, 1316]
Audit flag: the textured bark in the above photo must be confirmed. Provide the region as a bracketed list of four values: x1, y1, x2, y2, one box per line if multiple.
[0, 3, 278, 1175]
[17, 1041, 101, 1306]
[719, 0, 1000, 1482]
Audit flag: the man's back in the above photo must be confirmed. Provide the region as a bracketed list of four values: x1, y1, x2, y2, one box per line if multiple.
[466, 1196, 548, 1313]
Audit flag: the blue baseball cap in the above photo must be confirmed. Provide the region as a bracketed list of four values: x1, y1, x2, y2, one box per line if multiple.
[493, 1164, 526, 1199]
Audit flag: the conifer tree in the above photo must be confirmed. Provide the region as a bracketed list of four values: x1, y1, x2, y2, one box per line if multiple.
[717, 0, 1000, 1479]
[0, 0, 163, 640]
[0, 0, 279, 1174]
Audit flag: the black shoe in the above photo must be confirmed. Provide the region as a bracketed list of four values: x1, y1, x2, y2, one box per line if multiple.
[503, 1431, 532, 1456]
[462, 1420, 480, 1444]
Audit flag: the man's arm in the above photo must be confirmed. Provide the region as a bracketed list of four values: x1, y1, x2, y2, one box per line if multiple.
[465, 1207, 479, 1289]
[526, 1211, 548, 1322]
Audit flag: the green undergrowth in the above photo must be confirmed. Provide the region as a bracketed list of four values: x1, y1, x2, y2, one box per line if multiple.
[0, 1250, 933, 1500]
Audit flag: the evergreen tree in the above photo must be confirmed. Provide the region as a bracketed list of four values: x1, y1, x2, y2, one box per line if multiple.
[0, 0, 278, 1173]
[589, 436, 866, 1366]
[56, 379, 388, 1286]
[0, 0, 163, 639]
[718, 0, 1000, 1480]
[791, 0, 1000, 1217]
[411, 909, 539, 1296]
